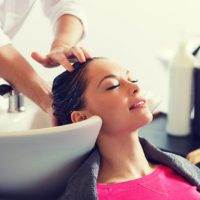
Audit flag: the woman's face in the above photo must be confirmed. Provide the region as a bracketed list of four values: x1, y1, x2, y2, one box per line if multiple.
[83, 58, 153, 134]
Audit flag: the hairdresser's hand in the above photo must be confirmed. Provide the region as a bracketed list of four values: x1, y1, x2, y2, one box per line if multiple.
[31, 45, 92, 72]
[186, 148, 200, 165]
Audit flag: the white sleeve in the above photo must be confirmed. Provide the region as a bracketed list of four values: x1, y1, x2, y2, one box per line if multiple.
[0, 28, 11, 48]
[41, 0, 87, 40]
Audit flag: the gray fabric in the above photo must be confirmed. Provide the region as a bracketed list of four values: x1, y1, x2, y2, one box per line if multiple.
[58, 137, 200, 200]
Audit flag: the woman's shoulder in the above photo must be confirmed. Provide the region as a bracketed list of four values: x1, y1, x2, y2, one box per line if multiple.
[139, 137, 200, 187]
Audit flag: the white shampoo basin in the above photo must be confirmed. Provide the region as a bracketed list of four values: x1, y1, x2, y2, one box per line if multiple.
[0, 115, 102, 199]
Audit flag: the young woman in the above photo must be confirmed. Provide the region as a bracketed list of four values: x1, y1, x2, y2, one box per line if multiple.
[52, 57, 200, 200]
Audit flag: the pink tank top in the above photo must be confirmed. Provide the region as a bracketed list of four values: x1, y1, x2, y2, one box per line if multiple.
[97, 164, 200, 200]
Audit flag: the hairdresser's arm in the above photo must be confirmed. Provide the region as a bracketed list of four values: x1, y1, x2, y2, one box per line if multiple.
[31, 14, 91, 71]
[0, 44, 52, 113]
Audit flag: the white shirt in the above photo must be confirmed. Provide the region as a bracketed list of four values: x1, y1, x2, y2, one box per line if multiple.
[0, 0, 87, 47]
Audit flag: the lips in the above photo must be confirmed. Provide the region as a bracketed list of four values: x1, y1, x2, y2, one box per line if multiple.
[129, 99, 146, 110]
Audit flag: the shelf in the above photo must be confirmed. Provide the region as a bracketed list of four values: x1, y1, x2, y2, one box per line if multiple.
[140, 113, 200, 157]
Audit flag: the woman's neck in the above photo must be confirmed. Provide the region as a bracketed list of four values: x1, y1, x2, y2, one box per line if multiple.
[97, 131, 156, 184]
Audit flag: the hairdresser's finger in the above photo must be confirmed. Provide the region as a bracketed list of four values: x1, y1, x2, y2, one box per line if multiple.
[66, 47, 86, 63]
[31, 52, 59, 67]
[50, 53, 74, 71]
[80, 47, 92, 59]
[31, 52, 48, 66]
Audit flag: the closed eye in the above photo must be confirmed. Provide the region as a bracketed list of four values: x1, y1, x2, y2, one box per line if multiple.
[106, 80, 138, 91]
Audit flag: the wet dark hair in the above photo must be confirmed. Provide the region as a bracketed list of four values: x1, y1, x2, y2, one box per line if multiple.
[52, 57, 100, 126]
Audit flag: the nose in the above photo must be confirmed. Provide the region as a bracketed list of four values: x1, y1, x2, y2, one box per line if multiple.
[126, 81, 140, 96]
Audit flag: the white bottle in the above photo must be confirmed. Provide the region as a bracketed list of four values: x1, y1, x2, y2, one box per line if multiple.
[166, 41, 196, 136]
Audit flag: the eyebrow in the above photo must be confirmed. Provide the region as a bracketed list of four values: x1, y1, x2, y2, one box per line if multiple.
[97, 70, 130, 87]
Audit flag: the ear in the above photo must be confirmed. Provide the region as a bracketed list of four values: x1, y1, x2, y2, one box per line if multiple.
[71, 111, 88, 123]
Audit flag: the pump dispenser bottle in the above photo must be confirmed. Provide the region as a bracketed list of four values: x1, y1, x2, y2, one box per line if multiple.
[166, 41, 196, 136]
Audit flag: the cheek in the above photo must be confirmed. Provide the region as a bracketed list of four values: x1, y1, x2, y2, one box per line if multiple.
[90, 97, 129, 133]
[86, 93, 127, 119]
[97, 96, 127, 116]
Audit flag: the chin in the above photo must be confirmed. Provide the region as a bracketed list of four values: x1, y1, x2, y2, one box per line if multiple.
[130, 110, 153, 130]
[143, 113, 153, 126]
[142, 109, 153, 124]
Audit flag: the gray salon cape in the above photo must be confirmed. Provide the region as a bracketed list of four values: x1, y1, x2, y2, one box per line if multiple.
[58, 137, 200, 200]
